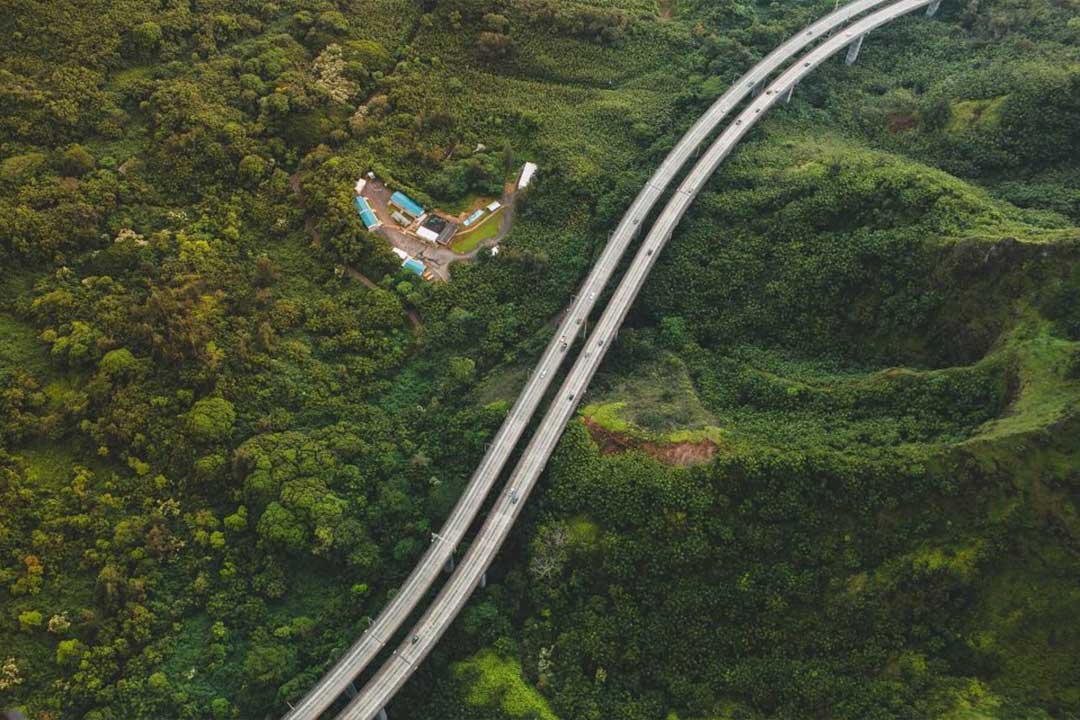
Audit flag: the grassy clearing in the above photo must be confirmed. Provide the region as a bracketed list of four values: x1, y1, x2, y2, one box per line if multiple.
[582, 401, 633, 433]
[0, 271, 35, 305]
[264, 232, 345, 298]
[451, 208, 506, 254]
[454, 650, 559, 720]
[583, 353, 724, 443]
[978, 320, 1080, 438]
[946, 96, 1007, 135]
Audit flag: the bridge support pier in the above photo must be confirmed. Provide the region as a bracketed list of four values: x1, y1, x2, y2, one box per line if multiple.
[445, 556, 454, 573]
[751, 81, 764, 98]
[377, 709, 388, 720]
[845, 33, 866, 65]
[927, 0, 942, 16]
[479, 572, 487, 589]
[345, 681, 358, 699]
[784, 84, 796, 104]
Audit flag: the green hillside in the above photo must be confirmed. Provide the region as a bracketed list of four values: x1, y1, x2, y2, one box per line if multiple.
[1, 0, 1078, 719]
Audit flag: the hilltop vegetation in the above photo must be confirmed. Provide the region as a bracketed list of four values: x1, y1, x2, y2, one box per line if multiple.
[1, 0, 1079, 719]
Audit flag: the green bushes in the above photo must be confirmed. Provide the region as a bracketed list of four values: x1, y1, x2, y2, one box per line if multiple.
[449, 650, 560, 720]
[0, 0, 1078, 718]
[996, 67, 1080, 169]
[639, 134, 1073, 367]
[187, 397, 236, 444]
[1038, 265, 1080, 340]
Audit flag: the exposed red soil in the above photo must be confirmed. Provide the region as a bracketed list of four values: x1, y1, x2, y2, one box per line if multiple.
[583, 417, 718, 467]
[886, 112, 917, 133]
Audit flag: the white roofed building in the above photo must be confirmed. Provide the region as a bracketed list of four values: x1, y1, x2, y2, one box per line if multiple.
[517, 162, 538, 190]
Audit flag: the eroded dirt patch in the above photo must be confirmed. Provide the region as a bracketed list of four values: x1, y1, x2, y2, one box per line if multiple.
[583, 418, 717, 467]
[887, 112, 916, 133]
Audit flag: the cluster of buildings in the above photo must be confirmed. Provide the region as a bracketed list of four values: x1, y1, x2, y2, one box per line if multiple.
[384, 189, 457, 245]
[348, 162, 538, 280]
[368, 180, 459, 247]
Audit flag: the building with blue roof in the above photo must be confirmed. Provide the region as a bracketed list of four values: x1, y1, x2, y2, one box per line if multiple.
[403, 258, 426, 276]
[462, 209, 485, 227]
[354, 196, 381, 230]
[390, 191, 424, 219]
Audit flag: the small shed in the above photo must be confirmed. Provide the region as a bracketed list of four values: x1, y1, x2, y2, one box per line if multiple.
[390, 191, 424, 218]
[486, 200, 502, 212]
[392, 211, 411, 226]
[417, 226, 440, 243]
[462, 209, 485, 227]
[354, 178, 367, 195]
[392, 247, 409, 261]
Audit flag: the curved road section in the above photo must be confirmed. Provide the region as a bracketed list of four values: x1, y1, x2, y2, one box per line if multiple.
[337, 1, 937, 718]
[282, 2, 898, 718]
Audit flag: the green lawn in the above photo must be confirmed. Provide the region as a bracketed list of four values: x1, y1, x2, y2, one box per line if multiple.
[450, 208, 505, 254]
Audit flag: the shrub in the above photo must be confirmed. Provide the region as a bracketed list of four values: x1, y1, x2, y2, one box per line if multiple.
[188, 397, 236, 444]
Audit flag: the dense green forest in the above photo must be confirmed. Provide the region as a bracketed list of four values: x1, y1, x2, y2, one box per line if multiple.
[2, 0, 1079, 718]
